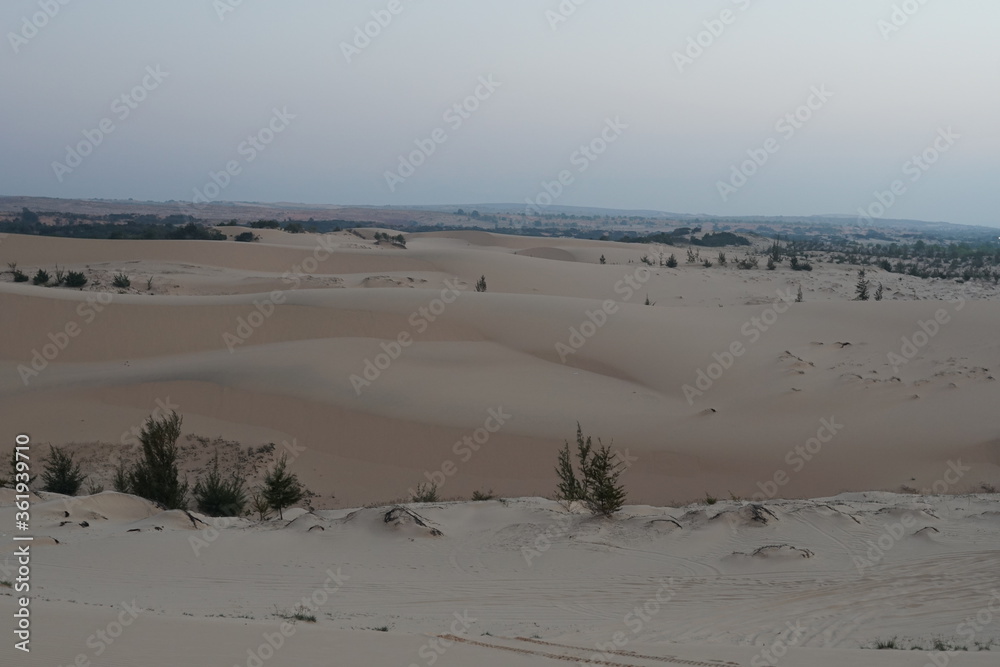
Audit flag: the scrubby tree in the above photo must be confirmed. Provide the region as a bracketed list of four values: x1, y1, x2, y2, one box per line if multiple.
[874, 282, 884, 301]
[32, 269, 50, 285]
[554, 424, 627, 517]
[475, 275, 487, 292]
[193, 453, 247, 517]
[796, 284, 804, 303]
[261, 454, 304, 519]
[40, 446, 86, 496]
[665, 254, 678, 268]
[855, 269, 870, 301]
[124, 411, 189, 509]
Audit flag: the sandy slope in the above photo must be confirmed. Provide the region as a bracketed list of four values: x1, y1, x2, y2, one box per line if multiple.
[1, 229, 999, 665]
[1, 230, 998, 506]
[1, 491, 998, 666]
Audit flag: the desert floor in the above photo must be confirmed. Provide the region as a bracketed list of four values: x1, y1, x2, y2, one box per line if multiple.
[1, 228, 998, 665]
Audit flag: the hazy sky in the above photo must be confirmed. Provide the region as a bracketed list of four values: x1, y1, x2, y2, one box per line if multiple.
[2, 1, 998, 227]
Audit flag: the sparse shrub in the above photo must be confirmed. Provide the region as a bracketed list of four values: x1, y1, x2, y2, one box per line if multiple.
[64, 271, 87, 288]
[145, 276, 154, 290]
[40, 446, 86, 496]
[193, 453, 247, 517]
[702, 259, 713, 268]
[411, 482, 439, 503]
[873, 637, 898, 650]
[554, 424, 626, 517]
[599, 254, 606, 265]
[640, 255, 653, 266]
[766, 256, 776, 270]
[261, 454, 304, 519]
[855, 269, 870, 301]
[796, 284, 803, 302]
[86, 481, 104, 495]
[686, 248, 698, 264]
[644, 294, 655, 306]
[112, 273, 131, 289]
[717, 252, 727, 266]
[874, 282, 884, 301]
[665, 254, 678, 268]
[736, 254, 758, 270]
[32, 269, 50, 285]
[12, 269, 28, 283]
[704, 493, 718, 505]
[122, 411, 189, 509]
[250, 492, 272, 520]
[53, 265, 66, 285]
[475, 275, 487, 292]
[471, 489, 494, 501]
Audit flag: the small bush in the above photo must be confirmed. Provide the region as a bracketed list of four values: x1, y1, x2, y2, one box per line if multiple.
[250, 492, 272, 521]
[12, 269, 28, 283]
[411, 482, 439, 503]
[64, 271, 88, 288]
[471, 489, 494, 501]
[665, 254, 678, 268]
[112, 273, 131, 289]
[475, 275, 487, 292]
[123, 411, 189, 509]
[705, 493, 718, 505]
[261, 454, 304, 519]
[554, 424, 626, 517]
[40, 446, 86, 496]
[193, 454, 247, 517]
[234, 232, 258, 242]
[32, 269, 50, 285]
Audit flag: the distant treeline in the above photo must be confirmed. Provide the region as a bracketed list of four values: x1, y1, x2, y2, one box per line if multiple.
[620, 230, 752, 247]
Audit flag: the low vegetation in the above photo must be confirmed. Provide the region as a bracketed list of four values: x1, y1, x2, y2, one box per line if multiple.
[554, 424, 627, 517]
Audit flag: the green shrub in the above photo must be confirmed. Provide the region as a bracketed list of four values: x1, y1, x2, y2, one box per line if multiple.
[40, 446, 86, 495]
[64, 271, 87, 287]
[112, 273, 131, 289]
[554, 424, 626, 517]
[121, 411, 189, 509]
[411, 482, 439, 503]
[32, 269, 50, 285]
[193, 454, 247, 517]
[471, 489, 494, 501]
[261, 454, 304, 519]
[234, 232, 257, 242]
[12, 269, 28, 283]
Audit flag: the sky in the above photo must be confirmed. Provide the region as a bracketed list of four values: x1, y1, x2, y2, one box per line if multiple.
[1, 0, 998, 227]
